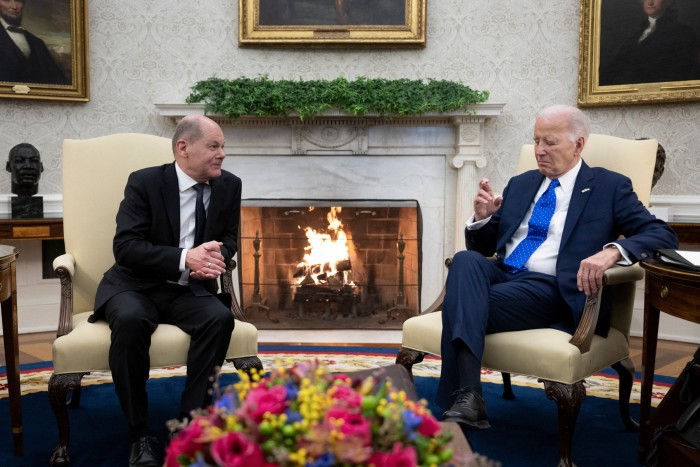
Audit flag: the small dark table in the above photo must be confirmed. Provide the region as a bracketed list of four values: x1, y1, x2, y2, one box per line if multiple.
[639, 259, 700, 462]
[0, 245, 21, 456]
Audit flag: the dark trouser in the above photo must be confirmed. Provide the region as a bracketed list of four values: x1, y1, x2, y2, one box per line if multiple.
[102, 283, 234, 441]
[436, 250, 570, 410]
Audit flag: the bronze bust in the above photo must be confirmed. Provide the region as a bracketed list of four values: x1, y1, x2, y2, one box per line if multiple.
[6, 143, 44, 218]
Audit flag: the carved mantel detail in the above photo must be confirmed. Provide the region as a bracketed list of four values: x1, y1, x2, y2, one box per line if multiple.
[157, 103, 505, 252]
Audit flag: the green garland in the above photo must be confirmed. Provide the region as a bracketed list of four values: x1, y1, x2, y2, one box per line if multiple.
[186, 76, 490, 120]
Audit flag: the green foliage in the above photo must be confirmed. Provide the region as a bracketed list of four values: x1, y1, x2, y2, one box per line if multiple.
[186, 76, 490, 120]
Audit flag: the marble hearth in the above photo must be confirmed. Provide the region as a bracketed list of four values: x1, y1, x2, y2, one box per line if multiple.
[158, 103, 504, 315]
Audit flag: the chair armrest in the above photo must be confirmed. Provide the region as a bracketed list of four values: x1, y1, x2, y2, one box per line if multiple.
[221, 258, 248, 322]
[569, 264, 644, 353]
[53, 253, 76, 338]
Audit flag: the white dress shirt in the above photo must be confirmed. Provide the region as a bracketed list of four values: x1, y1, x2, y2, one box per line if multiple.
[175, 162, 210, 284]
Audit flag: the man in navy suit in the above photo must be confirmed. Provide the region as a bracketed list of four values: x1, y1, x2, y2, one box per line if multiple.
[92, 115, 241, 466]
[0, 0, 69, 84]
[438, 104, 679, 429]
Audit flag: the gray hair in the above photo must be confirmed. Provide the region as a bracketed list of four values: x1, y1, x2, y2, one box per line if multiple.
[171, 115, 204, 154]
[537, 104, 590, 142]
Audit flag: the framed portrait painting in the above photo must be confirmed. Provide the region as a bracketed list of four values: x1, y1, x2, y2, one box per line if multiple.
[578, 0, 700, 106]
[0, 0, 89, 102]
[238, 0, 426, 48]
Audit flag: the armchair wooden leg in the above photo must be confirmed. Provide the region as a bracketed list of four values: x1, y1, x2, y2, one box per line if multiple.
[541, 379, 585, 467]
[395, 347, 426, 380]
[500, 372, 515, 400]
[612, 357, 639, 431]
[48, 372, 88, 467]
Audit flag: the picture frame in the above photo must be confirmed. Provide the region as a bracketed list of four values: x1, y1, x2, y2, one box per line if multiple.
[0, 0, 89, 102]
[238, 0, 426, 48]
[578, 0, 700, 107]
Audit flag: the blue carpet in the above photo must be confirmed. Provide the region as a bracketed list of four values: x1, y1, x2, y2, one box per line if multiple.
[0, 350, 673, 466]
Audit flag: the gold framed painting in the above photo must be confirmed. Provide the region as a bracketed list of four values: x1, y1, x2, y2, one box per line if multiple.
[0, 0, 89, 102]
[578, 0, 700, 107]
[238, 0, 426, 48]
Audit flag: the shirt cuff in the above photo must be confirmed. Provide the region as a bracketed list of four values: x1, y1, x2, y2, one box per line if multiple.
[605, 242, 632, 265]
[180, 248, 188, 272]
[466, 214, 491, 230]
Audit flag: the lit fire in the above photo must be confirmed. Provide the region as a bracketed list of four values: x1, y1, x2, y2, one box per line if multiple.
[295, 207, 353, 286]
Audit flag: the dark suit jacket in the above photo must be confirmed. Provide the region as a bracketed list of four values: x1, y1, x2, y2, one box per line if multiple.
[466, 161, 678, 335]
[0, 26, 68, 84]
[93, 163, 242, 314]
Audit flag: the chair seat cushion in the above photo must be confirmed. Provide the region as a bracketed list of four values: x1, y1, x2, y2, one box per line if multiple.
[401, 312, 630, 385]
[52, 312, 259, 374]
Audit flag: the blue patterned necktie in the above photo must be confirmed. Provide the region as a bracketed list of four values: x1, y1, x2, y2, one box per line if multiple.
[503, 178, 559, 273]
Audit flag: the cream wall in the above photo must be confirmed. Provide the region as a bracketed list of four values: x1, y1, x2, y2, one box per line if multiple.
[0, 1, 699, 340]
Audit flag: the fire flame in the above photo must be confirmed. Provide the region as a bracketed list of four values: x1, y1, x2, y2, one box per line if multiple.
[296, 207, 352, 285]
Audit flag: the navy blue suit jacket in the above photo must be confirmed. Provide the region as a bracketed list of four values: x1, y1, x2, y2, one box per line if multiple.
[466, 161, 678, 335]
[93, 162, 242, 314]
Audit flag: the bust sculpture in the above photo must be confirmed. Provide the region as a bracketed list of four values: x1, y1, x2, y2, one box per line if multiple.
[6, 143, 44, 218]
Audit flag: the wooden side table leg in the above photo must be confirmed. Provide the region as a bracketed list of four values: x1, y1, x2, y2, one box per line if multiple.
[639, 302, 660, 463]
[1, 293, 23, 457]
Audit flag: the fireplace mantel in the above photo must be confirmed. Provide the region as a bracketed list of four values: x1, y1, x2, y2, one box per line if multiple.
[157, 103, 504, 253]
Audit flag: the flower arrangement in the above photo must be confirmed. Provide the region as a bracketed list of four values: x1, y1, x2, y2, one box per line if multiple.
[165, 360, 456, 466]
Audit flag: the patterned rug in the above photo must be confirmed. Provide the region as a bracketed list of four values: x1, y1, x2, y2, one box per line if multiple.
[2, 344, 673, 407]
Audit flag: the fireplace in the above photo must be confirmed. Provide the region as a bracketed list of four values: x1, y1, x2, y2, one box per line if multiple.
[239, 200, 421, 329]
[157, 103, 503, 330]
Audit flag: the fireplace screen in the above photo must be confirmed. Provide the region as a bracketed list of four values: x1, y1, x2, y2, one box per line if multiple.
[238, 200, 421, 329]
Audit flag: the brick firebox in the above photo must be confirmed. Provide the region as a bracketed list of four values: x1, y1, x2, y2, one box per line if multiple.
[239, 200, 421, 329]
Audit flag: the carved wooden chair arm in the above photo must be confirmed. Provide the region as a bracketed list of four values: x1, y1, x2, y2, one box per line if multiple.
[222, 258, 248, 322]
[52, 253, 76, 338]
[569, 264, 644, 353]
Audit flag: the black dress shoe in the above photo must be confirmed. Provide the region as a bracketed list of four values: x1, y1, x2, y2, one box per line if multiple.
[129, 436, 160, 467]
[442, 387, 491, 430]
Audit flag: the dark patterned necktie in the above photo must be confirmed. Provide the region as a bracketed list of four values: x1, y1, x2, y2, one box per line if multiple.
[193, 183, 207, 247]
[6, 25, 24, 33]
[503, 179, 559, 273]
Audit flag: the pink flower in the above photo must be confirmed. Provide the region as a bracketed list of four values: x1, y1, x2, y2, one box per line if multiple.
[164, 421, 207, 466]
[239, 384, 286, 423]
[210, 432, 270, 467]
[368, 443, 418, 467]
[326, 406, 371, 445]
[329, 384, 362, 407]
[417, 413, 442, 437]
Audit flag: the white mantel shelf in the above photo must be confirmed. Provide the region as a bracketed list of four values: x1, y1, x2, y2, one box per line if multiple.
[156, 103, 505, 124]
[157, 102, 505, 253]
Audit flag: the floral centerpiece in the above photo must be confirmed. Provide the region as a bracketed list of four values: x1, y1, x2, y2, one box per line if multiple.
[165, 360, 457, 466]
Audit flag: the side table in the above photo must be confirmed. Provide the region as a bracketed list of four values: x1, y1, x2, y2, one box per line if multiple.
[0, 245, 21, 456]
[638, 259, 700, 462]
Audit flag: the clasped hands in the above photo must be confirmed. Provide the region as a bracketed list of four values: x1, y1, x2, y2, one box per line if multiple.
[474, 178, 622, 297]
[186, 241, 225, 281]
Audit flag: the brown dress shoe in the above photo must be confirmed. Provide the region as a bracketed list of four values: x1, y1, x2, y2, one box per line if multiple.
[129, 436, 159, 467]
[442, 387, 491, 430]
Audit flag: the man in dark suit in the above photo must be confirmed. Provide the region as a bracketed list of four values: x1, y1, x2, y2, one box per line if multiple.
[0, 0, 69, 84]
[438, 104, 679, 430]
[92, 115, 240, 467]
[600, 0, 700, 85]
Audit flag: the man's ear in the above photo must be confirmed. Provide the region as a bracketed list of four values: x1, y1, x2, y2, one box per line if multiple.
[40, 163, 44, 173]
[5, 161, 11, 173]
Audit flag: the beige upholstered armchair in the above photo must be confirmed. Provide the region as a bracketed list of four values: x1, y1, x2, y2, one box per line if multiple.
[48, 133, 262, 466]
[396, 134, 660, 467]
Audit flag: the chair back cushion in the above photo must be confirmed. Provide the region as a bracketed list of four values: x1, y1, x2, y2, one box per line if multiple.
[516, 134, 658, 206]
[62, 133, 173, 314]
